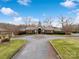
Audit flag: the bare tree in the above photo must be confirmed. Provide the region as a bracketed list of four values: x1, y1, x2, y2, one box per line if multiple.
[23, 17, 32, 29]
[59, 16, 73, 35]
[44, 17, 53, 27]
[24, 17, 32, 25]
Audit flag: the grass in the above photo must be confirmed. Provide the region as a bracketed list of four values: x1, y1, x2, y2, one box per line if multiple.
[49, 39, 79, 59]
[0, 40, 27, 59]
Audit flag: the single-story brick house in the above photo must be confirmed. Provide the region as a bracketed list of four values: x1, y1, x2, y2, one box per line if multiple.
[17, 21, 62, 34]
[18, 25, 62, 34]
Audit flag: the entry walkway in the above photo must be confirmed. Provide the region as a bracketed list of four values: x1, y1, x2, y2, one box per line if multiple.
[12, 35, 64, 59]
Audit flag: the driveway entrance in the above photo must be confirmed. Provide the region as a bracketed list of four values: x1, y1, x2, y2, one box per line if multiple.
[12, 35, 65, 59]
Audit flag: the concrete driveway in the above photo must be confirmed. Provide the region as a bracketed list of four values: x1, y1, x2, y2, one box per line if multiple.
[12, 34, 65, 59]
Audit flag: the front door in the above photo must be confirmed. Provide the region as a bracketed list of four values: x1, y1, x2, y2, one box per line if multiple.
[38, 28, 41, 34]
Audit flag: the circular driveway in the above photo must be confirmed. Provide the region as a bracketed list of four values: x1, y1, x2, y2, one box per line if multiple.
[12, 34, 66, 59]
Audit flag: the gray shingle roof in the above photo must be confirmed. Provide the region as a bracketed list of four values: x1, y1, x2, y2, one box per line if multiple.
[26, 27, 37, 30]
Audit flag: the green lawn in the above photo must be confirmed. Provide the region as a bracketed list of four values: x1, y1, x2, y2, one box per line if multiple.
[49, 39, 79, 59]
[0, 40, 27, 59]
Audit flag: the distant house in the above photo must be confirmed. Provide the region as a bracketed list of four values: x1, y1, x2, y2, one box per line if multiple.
[53, 27, 62, 32]
[18, 21, 62, 34]
[42, 26, 54, 34]
[26, 26, 37, 34]
[0, 23, 18, 36]
[0, 28, 9, 34]
[0, 27, 15, 38]
[24, 22, 54, 34]
[18, 26, 37, 34]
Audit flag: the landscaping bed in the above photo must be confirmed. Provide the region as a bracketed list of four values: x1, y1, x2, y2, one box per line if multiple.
[0, 40, 27, 59]
[49, 39, 79, 59]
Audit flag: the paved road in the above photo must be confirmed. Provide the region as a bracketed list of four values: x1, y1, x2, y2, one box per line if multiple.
[12, 34, 65, 59]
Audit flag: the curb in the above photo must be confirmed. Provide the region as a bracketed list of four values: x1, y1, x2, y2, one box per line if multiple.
[49, 41, 62, 59]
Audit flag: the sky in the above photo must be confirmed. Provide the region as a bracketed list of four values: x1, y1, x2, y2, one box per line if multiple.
[0, 0, 79, 26]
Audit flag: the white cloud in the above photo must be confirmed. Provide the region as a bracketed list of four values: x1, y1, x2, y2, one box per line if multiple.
[52, 22, 62, 27]
[17, 0, 31, 6]
[73, 9, 79, 24]
[9, 16, 39, 25]
[30, 17, 39, 25]
[0, 7, 18, 17]
[23, 16, 39, 25]
[25, 16, 39, 22]
[14, 17, 22, 22]
[9, 17, 23, 25]
[74, 16, 79, 24]
[60, 0, 77, 8]
[74, 9, 79, 15]
[30, 17, 39, 22]
[70, 9, 79, 24]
